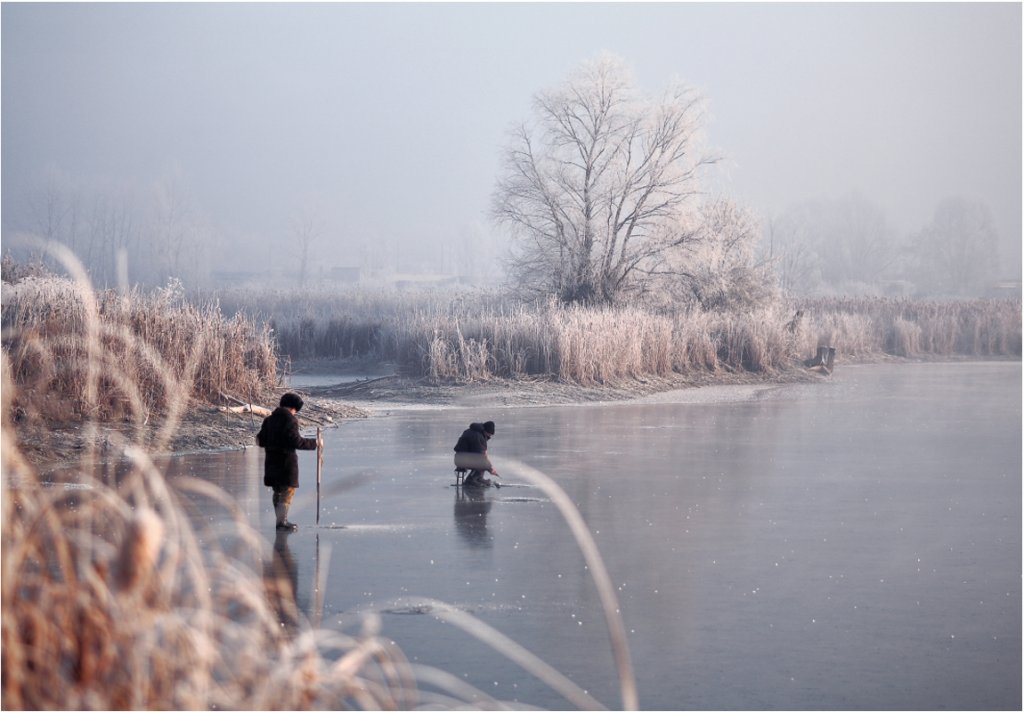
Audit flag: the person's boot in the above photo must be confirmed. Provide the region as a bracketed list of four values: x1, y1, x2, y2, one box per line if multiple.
[275, 502, 298, 531]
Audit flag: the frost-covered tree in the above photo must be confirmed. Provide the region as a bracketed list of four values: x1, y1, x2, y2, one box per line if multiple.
[909, 197, 1000, 296]
[668, 199, 776, 311]
[493, 54, 715, 305]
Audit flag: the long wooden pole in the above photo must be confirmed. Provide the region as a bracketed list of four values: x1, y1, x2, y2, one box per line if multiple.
[315, 427, 323, 527]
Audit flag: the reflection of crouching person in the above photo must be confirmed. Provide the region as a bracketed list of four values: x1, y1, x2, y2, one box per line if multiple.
[257, 393, 318, 531]
[453, 420, 499, 487]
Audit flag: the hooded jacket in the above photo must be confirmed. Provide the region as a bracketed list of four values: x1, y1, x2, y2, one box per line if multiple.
[453, 422, 492, 471]
[454, 422, 491, 453]
[257, 406, 317, 488]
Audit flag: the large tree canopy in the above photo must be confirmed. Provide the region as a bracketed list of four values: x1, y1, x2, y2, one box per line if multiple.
[493, 54, 715, 305]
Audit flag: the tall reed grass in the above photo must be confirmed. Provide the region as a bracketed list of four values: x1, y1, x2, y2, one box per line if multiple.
[214, 286, 1020, 385]
[3, 267, 278, 431]
[1, 386, 638, 709]
[794, 296, 1023, 360]
[3, 251, 640, 709]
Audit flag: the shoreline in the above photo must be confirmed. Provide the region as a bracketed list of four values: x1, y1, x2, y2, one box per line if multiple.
[14, 356, 1019, 470]
[301, 367, 821, 413]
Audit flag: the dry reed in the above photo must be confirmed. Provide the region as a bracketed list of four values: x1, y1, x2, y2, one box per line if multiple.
[795, 296, 1022, 360]
[2, 251, 640, 710]
[0, 404, 421, 709]
[3, 261, 277, 436]
[1, 370, 640, 711]
[209, 286, 1021, 386]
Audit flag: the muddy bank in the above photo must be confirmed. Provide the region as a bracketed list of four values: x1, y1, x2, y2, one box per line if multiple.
[14, 366, 822, 470]
[13, 396, 367, 472]
[305, 368, 820, 412]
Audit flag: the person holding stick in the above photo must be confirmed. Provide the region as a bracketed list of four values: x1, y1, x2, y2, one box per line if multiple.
[257, 392, 318, 531]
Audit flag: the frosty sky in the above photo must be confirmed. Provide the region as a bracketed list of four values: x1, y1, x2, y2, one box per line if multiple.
[2, 3, 1021, 274]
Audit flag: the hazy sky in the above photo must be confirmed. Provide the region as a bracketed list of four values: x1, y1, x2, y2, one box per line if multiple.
[2, 2, 1021, 274]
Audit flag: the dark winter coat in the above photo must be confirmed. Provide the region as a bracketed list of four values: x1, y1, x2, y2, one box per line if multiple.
[454, 422, 490, 454]
[453, 422, 492, 471]
[257, 407, 317, 488]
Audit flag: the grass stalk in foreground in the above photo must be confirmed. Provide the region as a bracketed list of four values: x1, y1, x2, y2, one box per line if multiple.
[2, 247, 638, 708]
[2, 392, 639, 709]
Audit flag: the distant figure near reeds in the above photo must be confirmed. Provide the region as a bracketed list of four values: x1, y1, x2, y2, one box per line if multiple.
[257, 392, 318, 531]
[454, 420, 500, 487]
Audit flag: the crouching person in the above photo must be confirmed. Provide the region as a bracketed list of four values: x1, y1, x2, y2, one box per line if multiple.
[257, 392, 318, 531]
[454, 420, 500, 487]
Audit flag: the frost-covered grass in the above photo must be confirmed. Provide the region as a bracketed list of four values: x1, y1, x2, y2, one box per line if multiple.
[1, 363, 639, 710]
[214, 287, 1021, 385]
[2, 275, 278, 426]
[0, 407, 415, 709]
[2, 256, 639, 710]
[794, 296, 1022, 360]
[1, 311, 638, 710]
[214, 286, 804, 383]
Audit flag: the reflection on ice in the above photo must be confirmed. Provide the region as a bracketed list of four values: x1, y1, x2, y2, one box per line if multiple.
[453, 487, 492, 548]
[170, 362, 1019, 711]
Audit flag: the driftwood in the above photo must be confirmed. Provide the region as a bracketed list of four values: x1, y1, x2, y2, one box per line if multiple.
[219, 390, 335, 427]
[218, 392, 272, 417]
[218, 403, 273, 417]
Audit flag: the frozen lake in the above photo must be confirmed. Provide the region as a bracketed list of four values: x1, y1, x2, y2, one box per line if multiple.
[169, 362, 1022, 710]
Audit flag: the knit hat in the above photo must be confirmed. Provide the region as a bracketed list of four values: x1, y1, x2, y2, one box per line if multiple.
[280, 392, 304, 411]
[483, 421, 495, 435]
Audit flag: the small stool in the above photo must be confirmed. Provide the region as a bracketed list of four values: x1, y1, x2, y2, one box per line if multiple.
[454, 468, 468, 486]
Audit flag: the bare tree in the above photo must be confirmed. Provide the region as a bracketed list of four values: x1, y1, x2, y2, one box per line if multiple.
[85, 194, 138, 287]
[910, 196, 1000, 296]
[818, 193, 897, 289]
[762, 212, 820, 295]
[18, 171, 82, 266]
[140, 170, 222, 287]
[493, 54, 715, 305]
[149, 176, 199, 284]
[764, 195, 898, 295]
[290, 211, 322, 285]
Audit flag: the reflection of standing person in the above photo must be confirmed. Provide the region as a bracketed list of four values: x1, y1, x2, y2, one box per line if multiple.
[257, 393, 317, 531]
[264, 529, 300, 629]
[453, 420, 500, 487]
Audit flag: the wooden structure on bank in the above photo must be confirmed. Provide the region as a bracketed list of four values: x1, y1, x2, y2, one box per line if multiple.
[804, 346, 836, 375]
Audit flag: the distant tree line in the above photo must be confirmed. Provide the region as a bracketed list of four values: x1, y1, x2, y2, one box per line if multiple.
[1, 168, 216, 289]
[764, 193, 1006, 298]
[493, 54, 1013, 307]
[2, 54, 1013, 305]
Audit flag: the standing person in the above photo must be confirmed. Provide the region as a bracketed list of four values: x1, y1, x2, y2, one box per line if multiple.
[453, 420, 500, 487]
[257, 392, 318, 531]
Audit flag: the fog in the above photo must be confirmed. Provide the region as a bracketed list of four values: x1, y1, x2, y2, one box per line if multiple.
[2, 3, 1020, 287]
